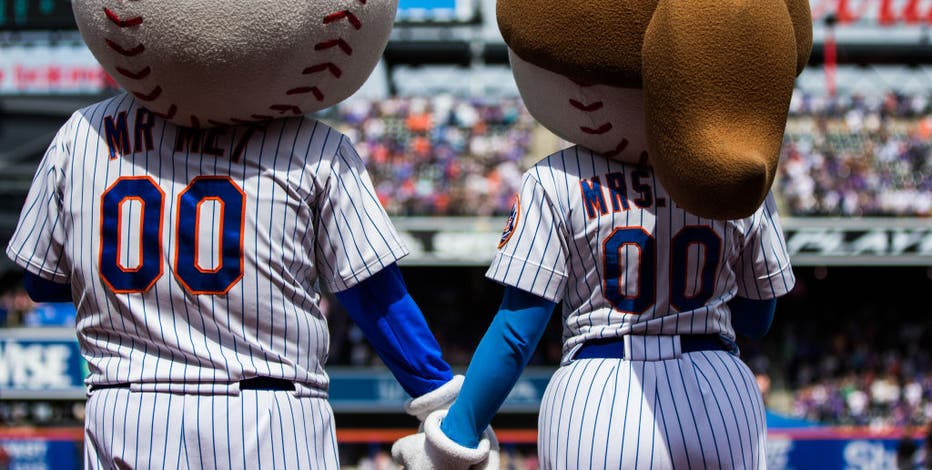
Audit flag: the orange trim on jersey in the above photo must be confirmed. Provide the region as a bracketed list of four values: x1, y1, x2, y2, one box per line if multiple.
[173, 176, 247, 296]
[193, 196, 225, 274]
[115, 196, 146, 273]
[98, 176, 165, 294]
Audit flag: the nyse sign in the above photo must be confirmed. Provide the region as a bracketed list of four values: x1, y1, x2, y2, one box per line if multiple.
[0, 330, 86, 398]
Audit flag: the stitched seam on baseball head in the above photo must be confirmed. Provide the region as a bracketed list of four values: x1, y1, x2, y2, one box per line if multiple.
[274, 0, 369, 119]
[568, 88, 630, 158]
[574, 101, 614, 136]
[103, 6, 181, 123]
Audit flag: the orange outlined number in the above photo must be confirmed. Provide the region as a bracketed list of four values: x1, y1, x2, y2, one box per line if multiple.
[99, 176, 246, 295]
[602, 225, 722, 314]
[100, 177, 165, 293]
[173, 177, 246, 295]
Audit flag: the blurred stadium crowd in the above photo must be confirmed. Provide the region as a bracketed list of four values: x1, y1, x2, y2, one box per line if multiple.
[319, 96, 534, 217]
[313, 92, 932, 218]
[781, 91, 932, 216]
[746, 311, 932, 429]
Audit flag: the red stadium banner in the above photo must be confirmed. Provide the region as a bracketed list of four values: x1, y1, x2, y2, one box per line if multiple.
[813, 0, 932, 25]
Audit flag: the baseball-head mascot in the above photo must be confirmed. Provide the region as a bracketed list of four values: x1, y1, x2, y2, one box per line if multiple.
[500, 0, 813, 219]
[15, 1, 482, 468]
[73, 0, 396, 128]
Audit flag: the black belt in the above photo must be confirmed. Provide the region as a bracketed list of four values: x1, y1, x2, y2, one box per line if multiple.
[89, 376, 296, 393]
[574, 334, 735, 360]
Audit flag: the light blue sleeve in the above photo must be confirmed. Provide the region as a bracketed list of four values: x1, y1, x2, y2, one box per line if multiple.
[440, 286, 556, 448]
[334, 263, 453, 397]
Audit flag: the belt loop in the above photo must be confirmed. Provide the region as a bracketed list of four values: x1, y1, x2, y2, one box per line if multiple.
[625, 335, 682, 361]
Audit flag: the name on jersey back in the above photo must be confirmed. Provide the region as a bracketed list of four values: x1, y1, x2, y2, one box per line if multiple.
[580, 168, 668, 219]
[103, 108, 259, 162]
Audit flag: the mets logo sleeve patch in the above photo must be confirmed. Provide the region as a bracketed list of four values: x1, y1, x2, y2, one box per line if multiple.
[498, 194, 521, 249]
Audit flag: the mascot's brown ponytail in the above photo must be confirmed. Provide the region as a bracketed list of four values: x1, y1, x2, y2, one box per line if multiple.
[498, 0, 812, 219]
[644, 0, 812, 219]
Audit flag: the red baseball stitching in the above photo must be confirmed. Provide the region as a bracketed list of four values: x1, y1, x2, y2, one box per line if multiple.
[132, 86, 162, 101]
[153, 105, 177, 120]
[303, 63, 343, 78]
[104, 8, 143, 27]
[603, 139, 630, 158]
[270, 104, 304, 115]
[103, 6, 189, 126]
[314, 39, 353, 55]
[324, 11, 362, 29]
[104, 1, 370, 127]
[105, 39, 145, 56]
[116, 66, 151, 80]
[569, 99, 603, 112]
[279, 3, 366, 111]
[286, 87, 325, 101]
[580, 123, 613, 135]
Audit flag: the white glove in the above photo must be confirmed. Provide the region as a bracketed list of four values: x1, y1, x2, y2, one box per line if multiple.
[391, 409, 500, 470]
[404, 375, 465, 421]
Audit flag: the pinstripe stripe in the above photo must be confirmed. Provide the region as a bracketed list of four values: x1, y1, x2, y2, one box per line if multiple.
[661, 357, 693, 469]
[336, 138, 406, 253]
[693, 364, 733, 466]
[631, 357, 647, 468]
[574, 359, 604, 468]
[652, 385, 667, 468]
[297, 395, 314, 467]
[707, 359, 749, 465]
[587, 360, 615, 468]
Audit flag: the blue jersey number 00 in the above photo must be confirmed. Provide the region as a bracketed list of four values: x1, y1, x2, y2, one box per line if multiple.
[602, 226, 722, 314]
[99, 176, 246, 295]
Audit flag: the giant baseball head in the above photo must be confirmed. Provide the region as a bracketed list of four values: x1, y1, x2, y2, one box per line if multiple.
[74, 0, 397, 128]
[499, 0, 813, 219]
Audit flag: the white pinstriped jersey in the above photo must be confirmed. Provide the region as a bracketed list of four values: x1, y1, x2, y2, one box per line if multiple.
[6, 92, 408, 394]
[487, 145, 795, 363]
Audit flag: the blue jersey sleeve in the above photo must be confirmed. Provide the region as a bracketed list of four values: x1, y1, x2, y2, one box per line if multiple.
[334, 263, 453, 397]
[728, 296, 777, 339]
[23, 271, 72, 303]
[440, 286, 556, 448]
